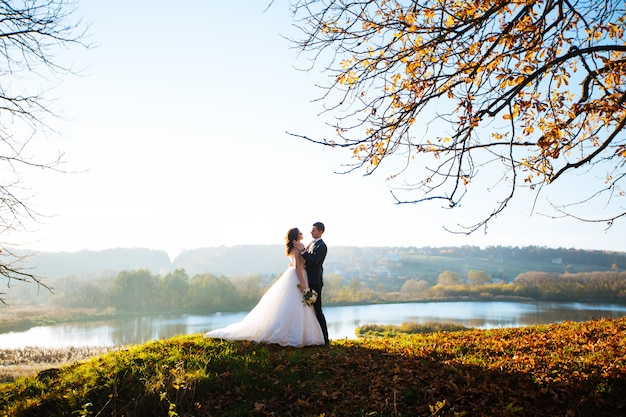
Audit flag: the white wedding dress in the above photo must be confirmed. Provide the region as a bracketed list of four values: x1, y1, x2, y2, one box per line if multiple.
[204, 254, 325, 347]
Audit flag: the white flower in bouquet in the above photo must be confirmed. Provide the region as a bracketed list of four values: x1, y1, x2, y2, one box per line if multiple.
[297, 284, 318, 306]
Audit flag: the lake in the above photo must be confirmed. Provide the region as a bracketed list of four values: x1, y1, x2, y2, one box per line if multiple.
[2, 301, 626, 349]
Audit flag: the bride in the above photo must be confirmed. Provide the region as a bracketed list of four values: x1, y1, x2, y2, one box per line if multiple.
[204, 228, 325, 347]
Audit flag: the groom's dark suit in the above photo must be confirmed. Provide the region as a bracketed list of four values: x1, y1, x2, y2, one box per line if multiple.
[302, 238, 329, 345]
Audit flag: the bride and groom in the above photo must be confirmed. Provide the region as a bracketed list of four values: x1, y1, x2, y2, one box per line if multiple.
[204, 222, 329, 347]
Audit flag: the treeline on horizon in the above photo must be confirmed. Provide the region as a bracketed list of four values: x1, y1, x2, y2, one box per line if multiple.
[5, 245, 626, 311]
[12, 267, 626, 314]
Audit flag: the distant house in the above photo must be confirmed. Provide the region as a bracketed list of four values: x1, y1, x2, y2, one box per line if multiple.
[552, 257, 563, 264]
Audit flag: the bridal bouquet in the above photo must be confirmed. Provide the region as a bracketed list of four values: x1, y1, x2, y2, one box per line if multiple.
[297, 284, 318, 306]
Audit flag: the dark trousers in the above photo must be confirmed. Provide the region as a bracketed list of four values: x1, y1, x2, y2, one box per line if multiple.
[310, 283, 329, 345]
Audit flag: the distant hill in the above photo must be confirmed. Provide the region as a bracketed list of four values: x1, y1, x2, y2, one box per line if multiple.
[23, 248, 172, 278]
[17, 245, 626, 281]
[172, 245, 287, 276]
[20, 245, 290, 278]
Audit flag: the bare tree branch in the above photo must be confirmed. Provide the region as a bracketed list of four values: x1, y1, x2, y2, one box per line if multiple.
[0, 0, 90, 303]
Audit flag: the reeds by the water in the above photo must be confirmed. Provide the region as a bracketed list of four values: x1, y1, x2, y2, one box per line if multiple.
[356, 321, 469, 337]
[0, 346, 123, 383]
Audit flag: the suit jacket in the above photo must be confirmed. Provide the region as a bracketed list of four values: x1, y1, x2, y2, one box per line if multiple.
[302, 239, 327, 286]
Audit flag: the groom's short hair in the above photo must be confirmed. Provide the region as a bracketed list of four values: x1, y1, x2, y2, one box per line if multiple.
[313, 222, 325, 232]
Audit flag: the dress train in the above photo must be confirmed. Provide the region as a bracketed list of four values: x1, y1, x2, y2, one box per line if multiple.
[204, 259, 324, 347]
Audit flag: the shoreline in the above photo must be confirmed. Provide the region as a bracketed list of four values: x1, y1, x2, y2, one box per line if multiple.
[3, 296, 626, 333]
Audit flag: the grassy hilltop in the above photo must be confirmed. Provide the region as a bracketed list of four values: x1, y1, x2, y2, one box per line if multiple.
[1, 318, 625, 417]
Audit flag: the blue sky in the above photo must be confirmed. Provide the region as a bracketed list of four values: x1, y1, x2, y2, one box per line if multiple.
[11, 1, 626, 259]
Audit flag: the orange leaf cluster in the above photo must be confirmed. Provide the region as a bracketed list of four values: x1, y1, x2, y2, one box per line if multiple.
[293, 0, 626, 218]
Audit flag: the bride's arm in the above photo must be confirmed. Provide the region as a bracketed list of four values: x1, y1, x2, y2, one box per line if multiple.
[292, 250, 308, 292]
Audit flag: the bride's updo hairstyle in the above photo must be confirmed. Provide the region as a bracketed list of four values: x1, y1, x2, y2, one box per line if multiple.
[286, 228, 299, 255]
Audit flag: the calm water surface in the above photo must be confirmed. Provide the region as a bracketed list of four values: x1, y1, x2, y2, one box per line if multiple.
[2, 301, 626, 349]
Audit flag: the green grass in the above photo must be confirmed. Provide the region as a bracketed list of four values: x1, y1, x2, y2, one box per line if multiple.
[356, 322, 469, 337]
[1, 318, 625, 416]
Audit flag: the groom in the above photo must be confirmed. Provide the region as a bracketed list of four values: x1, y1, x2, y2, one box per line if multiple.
[296, 222, 329, 345]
